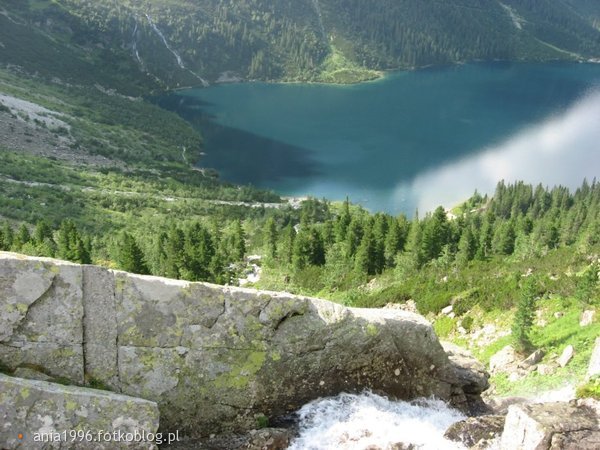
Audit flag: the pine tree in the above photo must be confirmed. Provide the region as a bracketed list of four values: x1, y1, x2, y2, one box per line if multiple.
[354, 228, 377, 276]
[0, 222, 13, 251]
[406, 212, 425, 268]
[116, 232, 148, 274]
[231, 220, 246, 261]
[456, 226, 476, 266]
[263, 217, 278, 259]
[278, 223, 296, 265]
[56, 220, 89, 263]
[33, 220, 53, 245]
[345, 218, 363, 257]
[384, 218, 403, 267]
[14, 224, 31, 250]
[163, 225, 185, 279]
[421, 206, 449, 262]
[335, 198, 351, 241]
[292, 225, 325, 270]
[512, 277, 537, 353]
[182, 222, 214, 281]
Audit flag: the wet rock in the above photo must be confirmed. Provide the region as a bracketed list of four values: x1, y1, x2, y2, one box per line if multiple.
[444, 415, 505, 448]
[499, 400, 600, 450]
[0, 373, 159, 449]
[557, 345, 575, 368]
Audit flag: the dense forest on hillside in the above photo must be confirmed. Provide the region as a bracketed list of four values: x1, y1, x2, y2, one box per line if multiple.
[3, 179, 599, 318]
[1, 0, 599, 88]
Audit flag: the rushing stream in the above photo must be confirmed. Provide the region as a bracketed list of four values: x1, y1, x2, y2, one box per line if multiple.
[287, 392, 467, 450]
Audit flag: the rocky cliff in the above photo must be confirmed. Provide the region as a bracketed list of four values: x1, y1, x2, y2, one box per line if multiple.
[0, 252, 488, 437]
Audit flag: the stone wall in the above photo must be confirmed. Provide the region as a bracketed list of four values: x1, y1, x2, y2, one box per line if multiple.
[0, 252, 488, 437]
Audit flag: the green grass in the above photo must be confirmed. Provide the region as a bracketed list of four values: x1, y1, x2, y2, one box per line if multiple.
[576, 376, 600, 400]
[317, 45, 382, 84]
[466, 299, 599, 397]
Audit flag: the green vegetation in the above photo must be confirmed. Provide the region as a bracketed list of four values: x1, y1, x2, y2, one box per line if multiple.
[1, 0, 599, 89]
[1, 0, 599, 400]
[512, 277, 538, 353]
[577, 377, 600, 400]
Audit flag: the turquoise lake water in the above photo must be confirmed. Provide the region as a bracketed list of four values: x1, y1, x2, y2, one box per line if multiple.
[160, 62, 600, 214]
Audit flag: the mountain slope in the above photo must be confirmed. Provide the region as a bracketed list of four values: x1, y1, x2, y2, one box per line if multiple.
[2, 0, 599, 89]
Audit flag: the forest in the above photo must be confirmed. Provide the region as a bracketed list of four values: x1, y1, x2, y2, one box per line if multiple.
[2, 0, 600, 89]
[2, 179, 599, 320]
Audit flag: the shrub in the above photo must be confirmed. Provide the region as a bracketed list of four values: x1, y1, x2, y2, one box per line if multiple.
[576, 377, 600, 400]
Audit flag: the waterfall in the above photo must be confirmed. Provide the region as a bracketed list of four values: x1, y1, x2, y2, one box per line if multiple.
[288, 392, 467, 450]
[144, 13, 209, 86]
[131, 19, 142, 65]
[312, 0, 327, 40]
[145, 13, 185, 69]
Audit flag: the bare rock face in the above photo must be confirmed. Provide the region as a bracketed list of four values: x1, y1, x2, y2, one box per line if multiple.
[0, 373, 159, 450]
[0, 252, 489, 438]
[499, 400, 600, 450]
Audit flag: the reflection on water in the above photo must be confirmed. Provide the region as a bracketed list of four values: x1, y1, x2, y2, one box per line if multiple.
[162, 63, 600, 214]
[399, 89, 600, 212]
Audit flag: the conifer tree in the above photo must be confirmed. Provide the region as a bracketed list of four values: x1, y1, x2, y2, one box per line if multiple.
[263, 217, 278, 259]
[116, 231, 148, 274]
[512, 276, 537, 353]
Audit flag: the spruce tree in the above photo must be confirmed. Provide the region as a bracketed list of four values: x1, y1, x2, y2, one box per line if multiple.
[117, 232, 148, 274]
[512, 276, 538, 353]
[263, 217, 278, 259]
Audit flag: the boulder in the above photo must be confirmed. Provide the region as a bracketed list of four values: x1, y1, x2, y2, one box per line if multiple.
[0, 373, 159, 449]
[537, 364, 556, 376]
[499, 400, 600, 450]
[588, 337, 600, 380]
[441, 305, 453, 315]
[557, 345, 575, 368]
[518, 350, 545, 369]
[489, 345, 517, 373]
[444, 415, 505, 448]
[0, 252, 489, 438]
[485, 396, 529, 416]
[442, 342, 490, 414]
[0, 254, 84, 383]
[580, 310, 596, 327]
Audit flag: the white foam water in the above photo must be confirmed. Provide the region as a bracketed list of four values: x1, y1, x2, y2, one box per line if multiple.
[288, 392, 467, 450]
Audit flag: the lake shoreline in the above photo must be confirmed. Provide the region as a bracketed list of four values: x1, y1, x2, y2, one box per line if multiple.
[168, 56, 598, 93]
